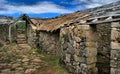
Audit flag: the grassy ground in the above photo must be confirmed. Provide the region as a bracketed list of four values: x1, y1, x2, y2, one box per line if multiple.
[36, 49, 68, 74]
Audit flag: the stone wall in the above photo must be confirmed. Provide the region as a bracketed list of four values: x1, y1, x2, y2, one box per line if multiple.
[37, 30, 60, 54]
[27, 24, 36, 47]
[111, 22, 120, 74]
[60, 24, 97, 74]
[0, 24, 9, 46]
[96, 23, 111, 74]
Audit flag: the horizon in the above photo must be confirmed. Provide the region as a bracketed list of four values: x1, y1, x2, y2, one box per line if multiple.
[0, 0, 119, 18]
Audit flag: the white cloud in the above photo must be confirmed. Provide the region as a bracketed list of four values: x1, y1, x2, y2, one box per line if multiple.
[0, 0, 73, 14]
[0, 0, 119, 14]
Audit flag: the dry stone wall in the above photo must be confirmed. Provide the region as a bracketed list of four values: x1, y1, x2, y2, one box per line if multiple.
[111, 21, 120, 74]
[0, 24, 9, 41]
[0, 24, 9, 46]
[27, 25, 36, 47]
[60, 24, 97, 74]
[37, 31, 60, 54]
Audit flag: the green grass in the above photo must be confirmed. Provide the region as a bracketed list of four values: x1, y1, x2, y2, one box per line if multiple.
[36, 49, 68, 74]
[17, 21, 26, 29]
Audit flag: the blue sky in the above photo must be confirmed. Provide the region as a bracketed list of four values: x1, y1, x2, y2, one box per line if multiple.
[0, 0, 119, 18]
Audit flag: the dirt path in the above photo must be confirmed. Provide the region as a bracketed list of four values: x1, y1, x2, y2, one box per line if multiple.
[0, 44, 68, 74]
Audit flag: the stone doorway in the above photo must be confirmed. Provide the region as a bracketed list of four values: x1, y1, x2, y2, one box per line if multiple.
[16, 21, 27, 44]
[95, 24, 111, 74]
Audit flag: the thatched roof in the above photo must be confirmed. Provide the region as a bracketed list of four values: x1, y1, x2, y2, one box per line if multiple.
[31, 11, 89, 32]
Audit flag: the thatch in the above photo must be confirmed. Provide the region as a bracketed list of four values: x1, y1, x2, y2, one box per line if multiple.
[31, 11, 89, 32]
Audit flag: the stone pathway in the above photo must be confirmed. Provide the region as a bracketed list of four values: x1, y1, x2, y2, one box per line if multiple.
[0, 44, 47, 74]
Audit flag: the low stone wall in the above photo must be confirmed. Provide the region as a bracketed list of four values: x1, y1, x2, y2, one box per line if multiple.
[0, 24, 20, 46]
[0, 24, 9, 46]
[37, 31, 60, 54]
[60, 24, 97, 74]
[111, 22, 120, 74]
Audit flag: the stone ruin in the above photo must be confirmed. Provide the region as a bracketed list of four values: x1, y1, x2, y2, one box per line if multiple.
[0, 1, 120, 74]
[60, 14, 120, 74]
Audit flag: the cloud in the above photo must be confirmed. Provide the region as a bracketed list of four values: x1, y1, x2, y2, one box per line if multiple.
[0, 0, 119, 15]
[0, 0, 73, 14]
[0, 0, 7, 3]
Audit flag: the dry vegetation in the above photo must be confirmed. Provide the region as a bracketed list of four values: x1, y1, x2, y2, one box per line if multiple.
[31, 11, 89, 32]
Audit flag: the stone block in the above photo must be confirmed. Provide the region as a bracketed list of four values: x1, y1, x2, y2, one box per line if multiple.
[79, 49, 86, 57]
[63, 43, 68, 49]
[78, 57, 86, 63]
[85, 42, 97, 47]
[73, 55, 86, 63]
[111, 29, 120, 41]
[86, 56, 97, 64]
[65, 54, 71, 63]
[111, 50, 120, 60]
[87, 64, 96, 69]
[87, 64, 97, 74]
[75, 49, 80, 56]
[111, 42, 120, 49]
[67, 43, 75, 55]
[75, 65, 81, 74]
[111, 28, 118, 30]
[85, 47, 97, 57]
[110, 60, 118, 68]
[111, 22, 120, 28]
[74, 36, 81, 42]
[73, 55, 79, 62]
[111, 68, 120, 74]
[85, 30, 96, 42]
[78, 25, 90, 30]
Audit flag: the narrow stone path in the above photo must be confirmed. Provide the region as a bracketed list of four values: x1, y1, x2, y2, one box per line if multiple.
[0, 44, 47, 74]
[17, 29, 27, 44]
[0, 44, 68, 74]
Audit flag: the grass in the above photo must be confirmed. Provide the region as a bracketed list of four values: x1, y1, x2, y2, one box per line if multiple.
[36, 49, 68, 74]
[17, 21, 26, 29]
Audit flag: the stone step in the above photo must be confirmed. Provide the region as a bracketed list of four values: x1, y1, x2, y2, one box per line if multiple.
[17, 29, 26, 34]
[18, 44, 31, 49]
[17, 38, 26, 40]
[17, 40, 27, 44]
[17, 34, 26, 39]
